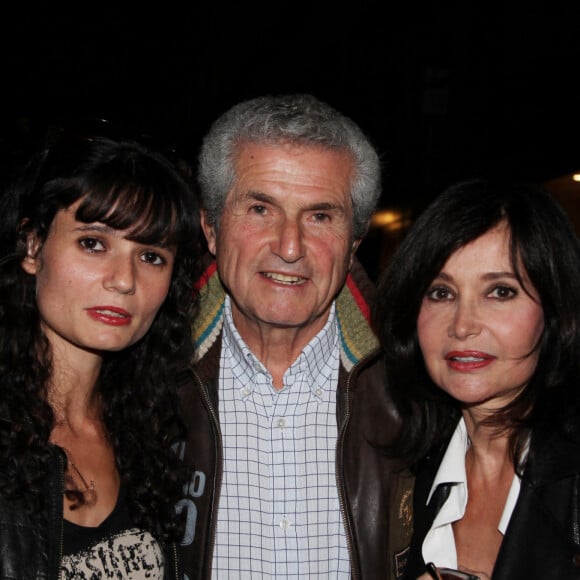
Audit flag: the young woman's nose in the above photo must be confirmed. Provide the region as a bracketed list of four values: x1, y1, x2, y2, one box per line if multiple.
[103, 254, 136, 295]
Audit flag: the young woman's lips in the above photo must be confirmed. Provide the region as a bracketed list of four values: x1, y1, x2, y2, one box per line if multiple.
[445, 350, 496, 371]
[86, 306, 132, 326]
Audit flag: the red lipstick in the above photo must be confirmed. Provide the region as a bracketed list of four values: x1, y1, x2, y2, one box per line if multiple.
[86, 306, 132, 326]
[445, 350, 495, 371]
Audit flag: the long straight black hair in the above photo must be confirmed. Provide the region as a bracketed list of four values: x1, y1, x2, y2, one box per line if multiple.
[374, 179, 580, 468]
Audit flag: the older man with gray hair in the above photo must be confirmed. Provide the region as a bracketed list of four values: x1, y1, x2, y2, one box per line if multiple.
[177, 93, 412, 579]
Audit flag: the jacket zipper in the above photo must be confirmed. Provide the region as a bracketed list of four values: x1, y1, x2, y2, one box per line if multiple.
[192, 366, 223, 577]
[335, 354, 369, 580]
[336, 350, 380, 580]
[573, 473, 580, 545]
[170, 542, 180, 579]
[54, 451, 65, 580]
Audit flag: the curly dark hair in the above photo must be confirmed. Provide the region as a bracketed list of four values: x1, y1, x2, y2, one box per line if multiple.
[0, 130, 201, 543]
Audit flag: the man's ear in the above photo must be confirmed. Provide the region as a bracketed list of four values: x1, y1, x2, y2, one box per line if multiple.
[21, 232, 42, 275]
[348, 238, 362, 270]
[200, 210, 217, 256]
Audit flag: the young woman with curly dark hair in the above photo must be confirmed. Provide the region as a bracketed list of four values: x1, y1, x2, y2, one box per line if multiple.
[0, 127, 201, 578]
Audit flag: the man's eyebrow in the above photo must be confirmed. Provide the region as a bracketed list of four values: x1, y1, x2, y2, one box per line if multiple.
[243, 191, 275, 203]
[243, 191, 345, 212]
[306, 202, 344, 212]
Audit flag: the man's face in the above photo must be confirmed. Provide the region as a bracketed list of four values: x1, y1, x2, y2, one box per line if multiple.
[202, 142, 360, 342]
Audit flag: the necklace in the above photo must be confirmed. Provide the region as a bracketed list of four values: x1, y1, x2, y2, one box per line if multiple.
[68, 458, 96, 493]
[63, 448, 97, 507]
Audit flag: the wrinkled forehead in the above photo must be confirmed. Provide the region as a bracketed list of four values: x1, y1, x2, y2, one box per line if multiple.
[232, 141, 355, 197]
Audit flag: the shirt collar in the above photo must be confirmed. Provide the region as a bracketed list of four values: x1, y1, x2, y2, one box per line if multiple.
[426, 417, 521, 535]
[427, 417, 470, 505]
[222, 296, 338, 397]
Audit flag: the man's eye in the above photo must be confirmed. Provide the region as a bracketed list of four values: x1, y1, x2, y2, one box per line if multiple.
[250, 205, 267, 215]
[79, 237, 105, 252]
[313, 213, 330, 222]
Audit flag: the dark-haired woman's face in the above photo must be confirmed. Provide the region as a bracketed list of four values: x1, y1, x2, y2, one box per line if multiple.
[416, 222, 544, 412]
[21, 199, 176, 362]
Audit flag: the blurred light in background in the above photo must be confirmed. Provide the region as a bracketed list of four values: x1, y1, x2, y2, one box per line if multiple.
[543, 172, 580, 235]
[370, 208, 412, 233]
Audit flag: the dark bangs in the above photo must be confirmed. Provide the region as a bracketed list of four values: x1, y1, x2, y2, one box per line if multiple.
[74, 176, 193, 247]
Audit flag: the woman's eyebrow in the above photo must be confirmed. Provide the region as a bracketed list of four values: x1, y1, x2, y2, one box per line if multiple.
[73, 224, 113, 233]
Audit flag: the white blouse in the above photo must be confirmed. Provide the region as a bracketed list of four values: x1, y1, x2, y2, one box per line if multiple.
[422, 417, 522, 568]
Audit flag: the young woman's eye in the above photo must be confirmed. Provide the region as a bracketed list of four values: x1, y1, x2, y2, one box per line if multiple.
[489, 285, 517, 300]
[140, 251, 166, 266]
[79, 237, 105, 252]
[425, 285, 453, 301]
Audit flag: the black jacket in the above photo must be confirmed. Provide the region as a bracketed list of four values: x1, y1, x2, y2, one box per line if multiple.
[0, 447, 182, 579]
[405, 406, 580, 579]
[0, 450, 63, 580]
[176, 259, 413, 579]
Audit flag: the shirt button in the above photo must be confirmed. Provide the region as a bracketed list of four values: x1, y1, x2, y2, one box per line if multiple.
[241, 387, 250, 397]
[276, 418, 286, 429]
[279, 517, 290, 531]
[315, 388, 322, 397]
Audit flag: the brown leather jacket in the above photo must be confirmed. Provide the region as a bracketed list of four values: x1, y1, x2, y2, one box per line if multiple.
[176, 259, 413, 579]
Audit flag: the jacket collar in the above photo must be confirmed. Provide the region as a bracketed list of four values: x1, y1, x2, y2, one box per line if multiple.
[192, 257, 378, 372]
[420, 412, 580, 491]
[524, 412, 580, 485]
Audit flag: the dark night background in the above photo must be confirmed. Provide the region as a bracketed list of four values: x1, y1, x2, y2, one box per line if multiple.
[3, 2, 580, 279]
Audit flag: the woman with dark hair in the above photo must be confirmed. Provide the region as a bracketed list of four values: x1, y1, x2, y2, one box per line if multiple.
[374, 179, 580, 579]
[0, 128, 201, 577]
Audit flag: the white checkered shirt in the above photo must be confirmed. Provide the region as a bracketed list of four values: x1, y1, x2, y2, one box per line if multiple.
[211, 296, 350, 579]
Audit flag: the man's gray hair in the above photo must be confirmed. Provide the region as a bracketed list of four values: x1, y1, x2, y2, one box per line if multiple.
[198, 93, 382, 240]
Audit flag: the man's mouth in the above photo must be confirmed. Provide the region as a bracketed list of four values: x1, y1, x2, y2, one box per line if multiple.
[262, 272, 306, 285]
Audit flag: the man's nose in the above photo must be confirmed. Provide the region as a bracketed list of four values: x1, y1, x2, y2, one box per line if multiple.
[271, 217, 305, 263]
